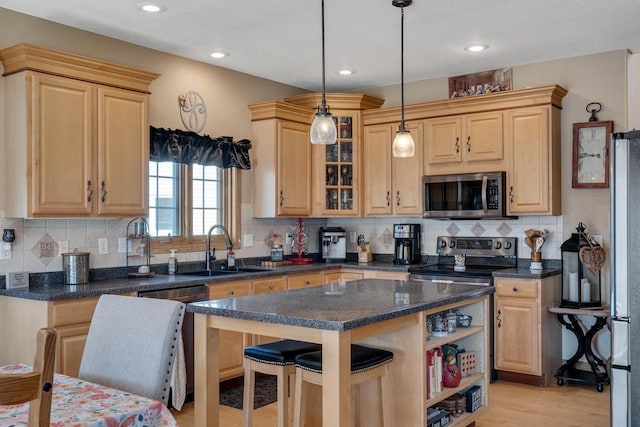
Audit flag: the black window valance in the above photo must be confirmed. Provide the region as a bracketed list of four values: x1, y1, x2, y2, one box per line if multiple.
[150, 126, 251, 169]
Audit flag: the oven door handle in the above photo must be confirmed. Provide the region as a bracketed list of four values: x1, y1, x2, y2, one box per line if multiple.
[413, 278, 491, 286]
[481, 175, 488, 214]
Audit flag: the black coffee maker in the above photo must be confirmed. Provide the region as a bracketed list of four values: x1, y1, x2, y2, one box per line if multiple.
[393, 224, 421, 265]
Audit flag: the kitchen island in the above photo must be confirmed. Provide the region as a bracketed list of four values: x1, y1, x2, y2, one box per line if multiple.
[188, 278, 492, 427]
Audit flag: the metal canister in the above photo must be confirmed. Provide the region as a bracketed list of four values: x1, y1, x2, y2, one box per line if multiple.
[62, 251, 90, 284]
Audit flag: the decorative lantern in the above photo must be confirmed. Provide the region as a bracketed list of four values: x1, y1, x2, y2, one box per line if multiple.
[560, 223, 605, 308]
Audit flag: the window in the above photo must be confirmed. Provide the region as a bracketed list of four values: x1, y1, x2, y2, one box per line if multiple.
[148, 161, 238, 254]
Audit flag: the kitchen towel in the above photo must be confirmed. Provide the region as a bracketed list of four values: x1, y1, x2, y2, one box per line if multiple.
[170, 332, 186, 410]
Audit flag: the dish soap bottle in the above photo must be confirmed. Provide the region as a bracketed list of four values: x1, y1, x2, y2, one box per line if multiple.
[227, 248, 235, 268]
[168, 249, 178, 275]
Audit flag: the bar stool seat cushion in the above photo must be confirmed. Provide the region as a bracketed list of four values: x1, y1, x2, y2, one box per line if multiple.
[244, 340, 321, 366]
[294, 344, 393, 374]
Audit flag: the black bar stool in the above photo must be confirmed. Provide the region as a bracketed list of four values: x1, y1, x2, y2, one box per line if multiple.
[242, 339, 321, 427]
[292, 344, 394, 427]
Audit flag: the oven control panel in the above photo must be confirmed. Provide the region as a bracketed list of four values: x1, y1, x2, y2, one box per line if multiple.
[436, 236, 517, 258]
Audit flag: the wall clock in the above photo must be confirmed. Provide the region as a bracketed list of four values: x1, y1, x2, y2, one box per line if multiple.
[572, 121, 613, 188]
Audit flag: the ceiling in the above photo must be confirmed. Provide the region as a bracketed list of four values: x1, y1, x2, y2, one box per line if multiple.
[1, 0, 639, 92]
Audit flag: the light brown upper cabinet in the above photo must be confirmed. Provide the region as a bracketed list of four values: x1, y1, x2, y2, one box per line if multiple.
[0, 43, 158, 218]
[425, 111, 504, 175]
[249, 101, 313, 217]
[363, 121, 424, 216]
[505, 104, 563, 215]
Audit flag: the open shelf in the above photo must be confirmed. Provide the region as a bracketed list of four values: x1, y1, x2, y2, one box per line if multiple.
[426, 372, 484, 406]
[426, 325, 484, 351]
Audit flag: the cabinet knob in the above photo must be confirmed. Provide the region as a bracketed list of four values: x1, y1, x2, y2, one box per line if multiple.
[268, 285, 274, 290]
[305, 280, 310, 285]
[455, 137, 460, 153]
[228, 290, 235, 296]
[87, 180, 93, 202]
[466, 136, 471, 152]
[512, 287, 518, 292]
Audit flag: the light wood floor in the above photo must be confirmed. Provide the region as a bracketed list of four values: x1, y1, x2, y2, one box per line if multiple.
[172, 380, 610, 427]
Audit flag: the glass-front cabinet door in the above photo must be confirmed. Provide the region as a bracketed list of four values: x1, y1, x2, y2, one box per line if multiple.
[314, 112, 360, 216]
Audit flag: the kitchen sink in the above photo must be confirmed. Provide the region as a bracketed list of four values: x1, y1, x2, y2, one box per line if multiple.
[184, 267, 270, 277]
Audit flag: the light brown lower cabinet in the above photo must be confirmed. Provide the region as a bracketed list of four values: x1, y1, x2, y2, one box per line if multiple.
[251, 276, 287, 346]
[494, 276, 561, 386]
[287, 271, 325, 289]
[207, 280, 252, 380]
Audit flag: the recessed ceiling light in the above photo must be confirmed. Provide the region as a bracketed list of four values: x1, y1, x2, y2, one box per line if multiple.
[465, 44, 489, 52]
[137, 2, 166, 13]
[338, 70, 355, 76]
[210, 52, 228, 59]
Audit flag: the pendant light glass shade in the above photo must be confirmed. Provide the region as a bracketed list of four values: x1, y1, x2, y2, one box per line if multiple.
[310, 108, 337, 144]
[311, 0, 337, 145]
[392, 0, 414, 157]
[393, 126, 415, 157]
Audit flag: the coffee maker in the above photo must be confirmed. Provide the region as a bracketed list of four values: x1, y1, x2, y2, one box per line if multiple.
[393, 224, 421, 265]
[319, 227, 346, 262]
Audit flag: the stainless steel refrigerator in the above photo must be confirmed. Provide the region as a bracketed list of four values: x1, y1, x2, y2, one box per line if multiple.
[611, 130, 640, 427]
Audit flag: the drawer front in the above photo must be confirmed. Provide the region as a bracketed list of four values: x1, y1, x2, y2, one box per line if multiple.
[252, 277, 287, 294]
[50, 297, 100, 327]
[208, 280, 251, 299]
[495, 279, 539, 298]
[287, 272, 325, 289]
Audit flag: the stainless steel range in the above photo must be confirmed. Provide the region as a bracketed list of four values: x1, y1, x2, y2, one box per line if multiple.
[409, 236, 518, 381]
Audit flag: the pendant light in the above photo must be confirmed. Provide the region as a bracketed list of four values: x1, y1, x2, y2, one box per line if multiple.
[392, 0, 415, 157]
[310, 0, 337, 145]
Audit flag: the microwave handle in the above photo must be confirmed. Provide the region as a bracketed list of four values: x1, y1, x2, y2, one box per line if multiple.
[481, 175, 488, 213]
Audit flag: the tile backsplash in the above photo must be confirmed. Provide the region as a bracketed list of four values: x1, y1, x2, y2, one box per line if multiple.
[0, 204, 563, 276]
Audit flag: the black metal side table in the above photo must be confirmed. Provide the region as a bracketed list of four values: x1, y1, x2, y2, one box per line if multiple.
[548, 305, 610, 392]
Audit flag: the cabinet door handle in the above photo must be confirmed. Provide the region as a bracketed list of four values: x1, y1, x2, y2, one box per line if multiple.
[455, 137, 460, 153]
[497, 308, 502, 328]
[396, 190, 400, 207]
[386, 191, 390, 206]
[228, 290, 235, 296]
[279, 190, 284, 207]
[466, 136, 471, 152]
[87, 180, 93, 202]
[100, 181, 107, 203]
[509, 186, 514, 203]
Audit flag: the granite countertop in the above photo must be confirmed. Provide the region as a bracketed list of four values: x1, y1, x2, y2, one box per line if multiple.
[188, 278, 493, 331]
[492, 266, 562, 279]
[0, 262, 415, 301]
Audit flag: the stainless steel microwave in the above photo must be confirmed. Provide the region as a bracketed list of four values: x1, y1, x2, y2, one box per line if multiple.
[423, 171, 509, 219]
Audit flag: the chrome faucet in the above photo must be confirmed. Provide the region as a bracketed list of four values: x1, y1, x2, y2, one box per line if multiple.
[206, 224, 233, 271]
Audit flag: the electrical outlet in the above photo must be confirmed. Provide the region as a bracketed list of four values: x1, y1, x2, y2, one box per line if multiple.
[118, 238, 127, 253]
[0, 244, 11, 260]
[286, 233, 293, 246]
[58, 240, 69, 256]
[98, 238, 108, 255]
[349, 231, 357, 243]
[243, 234, 253, 247]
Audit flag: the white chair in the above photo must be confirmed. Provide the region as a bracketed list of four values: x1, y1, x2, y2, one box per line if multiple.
[78, 294, 185, 406]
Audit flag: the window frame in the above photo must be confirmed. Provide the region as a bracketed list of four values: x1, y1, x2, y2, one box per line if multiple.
[148, 165, 239, 255]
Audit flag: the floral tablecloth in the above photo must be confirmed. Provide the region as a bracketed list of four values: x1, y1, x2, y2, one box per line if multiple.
[0, 364, 177, 427]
